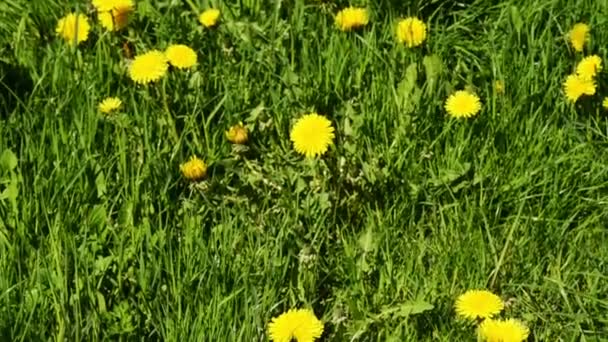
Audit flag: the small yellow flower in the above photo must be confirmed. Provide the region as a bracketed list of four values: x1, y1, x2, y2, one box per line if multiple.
[199, 9, 220, 28]
[226, 123, 249, 144]
[445, 90, 482, 118]
[98, 97, 122, 113]
[455, 290, 504, 320]
[494, 80, 505, 94]
[180, 156, 208, 181]
[97, 0, 134, 31]
[569, 23, 589, 52]
[268, 308, 324, 342]
[165, 44, 198, 69]
[129, 50, 169, 84]
[335, 7, 369, 31]
[478, 319, 530, 342]
[603, 97, 608, 110]
[396, 17, 427, 47]
[576, 55, 602, 80]
[56, 13, 90, 45]
[290, 113, 335, 158]
[563, 74, 596, 103]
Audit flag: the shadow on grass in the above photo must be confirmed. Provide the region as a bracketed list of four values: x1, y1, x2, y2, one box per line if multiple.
[0, 61, 33, 119]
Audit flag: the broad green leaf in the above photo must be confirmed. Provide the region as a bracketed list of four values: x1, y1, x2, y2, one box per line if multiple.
[398, 299, 434, 316]
[423, 55, 443, 95]
[0, 149, 17, 171]
[510, 6, 524, 38]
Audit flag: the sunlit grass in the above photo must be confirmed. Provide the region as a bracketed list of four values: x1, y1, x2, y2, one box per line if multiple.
[1, 0, 608, 340]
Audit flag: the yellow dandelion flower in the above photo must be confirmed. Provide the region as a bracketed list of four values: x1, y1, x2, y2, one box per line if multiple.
[56, 13, 90, 45]
[129, 50, 169, 84]
[92, 0, 119, 11]
[445, 90, 482, 118]
[569, 23, 589, 52]
[98, 97, 122, 113]
[494, 80, 505, 94]
[268, 308, 324, 342]
[396, 17, 427, 47]
[180, 156, 207, 181]
[478, 319, 530, 342]
[290, 113, 335, 158]
[199, 9, 220, 28]
[576, 55, 602, 80]
[165, 44, 198, 69]
[455, 290, 504, 320]
[97, 0, 134, 31]
[335, 7, 369, 31]
[603, 97, 608, 110]
[563, 74, 596, 103]
[226, 123, 249, 144]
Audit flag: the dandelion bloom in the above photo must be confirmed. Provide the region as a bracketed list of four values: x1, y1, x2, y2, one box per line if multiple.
[226, 123, 249, 144]
[268, 308, 324, 342]
[180, 156, 207, 181]
[56, 13, 90, 45]
[576, 55, 602, 80]
[98, 97, 122, 113]
[478, 319, 530, 342]
[455, 290, 504, 320]
[92, 0, 124, 11]
[96, 0, 134, 31]
[165, 44, 198, 69]
[335, 7, 369, 31]
[563, 74, 595, 103]
[199, 9, 220, 28]
[129, 50, 169, 84]
[396, 17, 427, 47]
[445, 90, 482, 118]
[494, 80, 505, 94]
[569, 23, 589, 52]
[603, 97, 608, 110]
[290, 113, 335, 158]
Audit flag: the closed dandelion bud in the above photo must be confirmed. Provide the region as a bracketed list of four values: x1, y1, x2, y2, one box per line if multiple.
[494, 80, 505, 94]
[225, 123, 249, 144]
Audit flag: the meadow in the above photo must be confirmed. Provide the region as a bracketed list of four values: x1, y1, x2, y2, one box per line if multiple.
[1, 0, 608, 340]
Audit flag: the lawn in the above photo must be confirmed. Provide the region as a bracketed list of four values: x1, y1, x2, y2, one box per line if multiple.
[1, 0, 608, 340]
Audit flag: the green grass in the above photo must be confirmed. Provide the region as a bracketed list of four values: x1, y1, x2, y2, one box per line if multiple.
[1, 0, 608, 340]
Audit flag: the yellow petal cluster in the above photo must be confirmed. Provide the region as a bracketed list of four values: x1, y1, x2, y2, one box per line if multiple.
[93, 0, 134, 31]
[396, 17, 427, 47]
[268, 308, 323, 342]
[98, 97, 122, 113]
[478, 319, 530, 342]
[56, 13, 90, 45]
[455, 290, 504, 320]
[568, 23, 589, 52]
[445, 90, 482, 118]
[563, 74, 596, 103]
[129, 50, 169, 84]
[576, 55, 602, 80]
[335, 7, 369, 31]
[180, 156, 208, 181]
[165, 44, 198, 69]
[290, 113, 335, 158]
[225, 123, 249, 144]
[199, 9, 221, 28]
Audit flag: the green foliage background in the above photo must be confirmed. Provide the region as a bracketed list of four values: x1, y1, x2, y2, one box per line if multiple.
[1, 0, 608, 340]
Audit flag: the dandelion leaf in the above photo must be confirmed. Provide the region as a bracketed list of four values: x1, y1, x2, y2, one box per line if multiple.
[0, 149, 17, 172]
